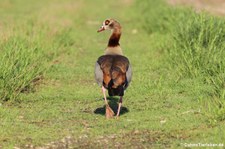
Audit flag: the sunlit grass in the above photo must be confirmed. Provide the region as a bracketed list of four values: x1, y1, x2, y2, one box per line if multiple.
[0, 0, 225, 148]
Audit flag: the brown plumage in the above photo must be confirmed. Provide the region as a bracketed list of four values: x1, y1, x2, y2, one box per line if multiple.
[95, 19, 132, 118]
[97, 55, 129, 95]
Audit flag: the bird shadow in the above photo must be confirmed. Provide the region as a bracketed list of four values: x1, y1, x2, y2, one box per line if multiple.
[94, 96, 129, 116]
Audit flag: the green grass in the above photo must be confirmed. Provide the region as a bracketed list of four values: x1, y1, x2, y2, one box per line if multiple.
[139, 0, 225, 122]
[171, 14, 225, 122]
[0, 0, 225, 148]
[0, 36, 46, 101]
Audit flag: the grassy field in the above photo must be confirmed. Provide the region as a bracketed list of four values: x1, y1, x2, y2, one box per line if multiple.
[0, 0, 225, 148]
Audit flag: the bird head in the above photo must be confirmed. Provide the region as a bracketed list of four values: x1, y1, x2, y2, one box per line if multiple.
[97, 19, 120, 33]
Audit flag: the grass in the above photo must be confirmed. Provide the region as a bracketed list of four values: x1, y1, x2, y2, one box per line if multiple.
[0, 0, 225, 148]
[171, 14, 225, 122]
[139, 0, 225, 121]
[0, 36, 46, 101]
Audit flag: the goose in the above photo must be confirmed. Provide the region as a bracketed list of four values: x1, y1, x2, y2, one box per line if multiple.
[95, 19, 132, 118]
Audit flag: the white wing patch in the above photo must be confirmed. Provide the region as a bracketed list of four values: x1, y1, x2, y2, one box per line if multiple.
[95, 62, 103, 87]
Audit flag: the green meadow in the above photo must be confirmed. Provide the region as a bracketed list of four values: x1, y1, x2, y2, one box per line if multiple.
[0, 0, 224, 148]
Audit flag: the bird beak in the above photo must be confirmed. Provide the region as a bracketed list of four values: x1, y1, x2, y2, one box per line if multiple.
[97, 26, 105, 32]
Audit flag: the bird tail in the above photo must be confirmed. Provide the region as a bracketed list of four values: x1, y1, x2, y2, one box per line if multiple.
[107, 66, 126, 96]
[108, 84, 124, 96]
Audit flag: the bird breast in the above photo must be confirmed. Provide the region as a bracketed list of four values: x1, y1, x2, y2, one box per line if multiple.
[105, 46, 123, 55]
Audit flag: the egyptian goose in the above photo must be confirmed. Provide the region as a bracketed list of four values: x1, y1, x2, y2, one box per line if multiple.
[95, 19, 132, 118]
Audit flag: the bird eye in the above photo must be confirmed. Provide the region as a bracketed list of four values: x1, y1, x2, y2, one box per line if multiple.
[105, 20, 110, 25]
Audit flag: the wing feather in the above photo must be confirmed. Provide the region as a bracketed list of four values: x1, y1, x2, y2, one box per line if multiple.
[95, 55, 132, 89]
[94, 62, 103, 86]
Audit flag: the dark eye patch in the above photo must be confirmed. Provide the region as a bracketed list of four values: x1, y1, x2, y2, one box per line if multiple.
[105, 20, 110, 25]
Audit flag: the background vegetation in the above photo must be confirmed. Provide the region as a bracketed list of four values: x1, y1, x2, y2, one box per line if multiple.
[139, 0, 225, 122]
[0, 0, 224, 148]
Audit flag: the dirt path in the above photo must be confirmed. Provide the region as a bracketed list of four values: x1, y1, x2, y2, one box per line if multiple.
[168, 0, 225, 16]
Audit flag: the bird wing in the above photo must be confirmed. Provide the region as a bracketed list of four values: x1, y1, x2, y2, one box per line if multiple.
[97, 55, 113, 88]
[111, 56, 129, 88]
[96, 55, 131, 89]
[125, 64, 132, 89]
[95, 62, 103, 87]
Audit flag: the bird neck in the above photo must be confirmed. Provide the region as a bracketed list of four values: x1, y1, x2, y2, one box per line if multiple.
[105, 26, 123, 55]
[108, 27, 121, 47]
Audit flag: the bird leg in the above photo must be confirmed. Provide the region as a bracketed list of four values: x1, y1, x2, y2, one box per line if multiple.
[116, 96, 123, 117]
[102, 86, 114, 118]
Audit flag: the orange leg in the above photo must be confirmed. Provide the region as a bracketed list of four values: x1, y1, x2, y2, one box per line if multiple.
[102, 86, 114, 118]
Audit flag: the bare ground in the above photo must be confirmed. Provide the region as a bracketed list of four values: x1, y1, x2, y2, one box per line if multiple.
[168, 0, 225, 16]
